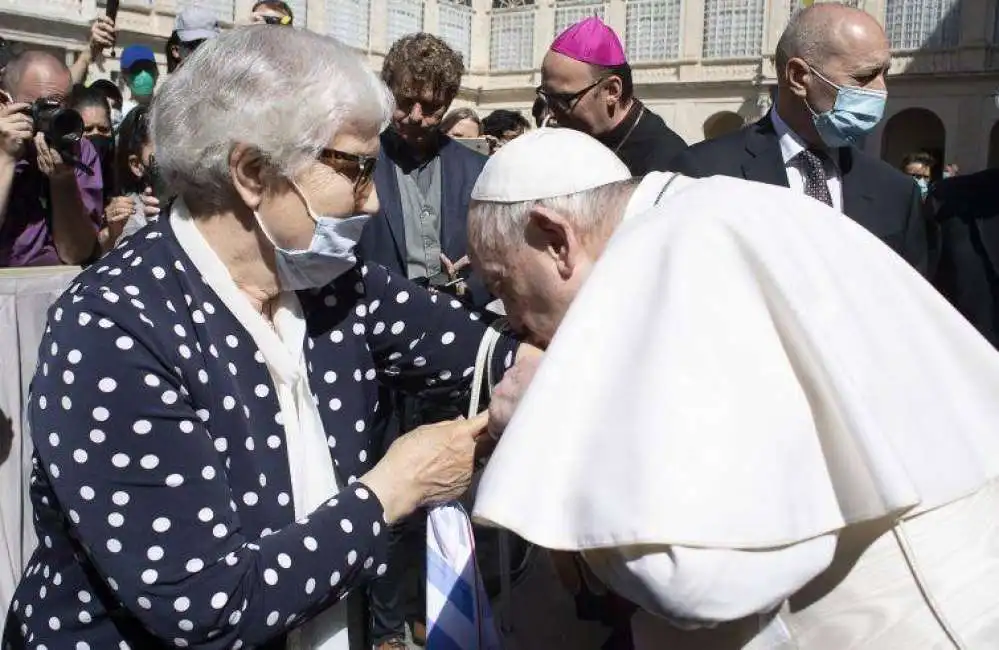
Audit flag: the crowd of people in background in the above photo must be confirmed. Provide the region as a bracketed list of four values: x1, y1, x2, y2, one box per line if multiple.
[3, 2, 999, 649]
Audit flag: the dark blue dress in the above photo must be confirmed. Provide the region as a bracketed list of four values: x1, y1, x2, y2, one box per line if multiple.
[2, 217, 518, 649]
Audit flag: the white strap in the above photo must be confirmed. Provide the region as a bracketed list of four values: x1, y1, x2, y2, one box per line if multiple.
[468, 321, 507, 420]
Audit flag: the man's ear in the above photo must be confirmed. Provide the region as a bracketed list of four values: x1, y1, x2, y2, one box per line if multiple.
[603, 74, 624, 106]
[527, 205, 582, 279]
[785, 57, 811, 99]
[229, 144, 268, 210]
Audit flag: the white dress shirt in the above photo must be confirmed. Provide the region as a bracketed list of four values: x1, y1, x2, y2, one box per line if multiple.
[771, 110, 843, 213]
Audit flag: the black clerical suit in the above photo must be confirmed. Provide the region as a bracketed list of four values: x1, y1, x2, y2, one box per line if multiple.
[670, 113, 930, 276]
[928, 169, 999, 348]
[596, 99, 687, 176]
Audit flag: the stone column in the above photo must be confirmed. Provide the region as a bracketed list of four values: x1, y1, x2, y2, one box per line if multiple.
[470, 0, 491, 74]
[534, 1, 556, 68]
[307, 0, 324, 31]
[234, 0, 255, 23]
[763, 0, 789, 57]
[370, 0, 390, 53]
[681, 0, 705, 61]
[425, 0, 440, 35]
[605, 0, 626, 38]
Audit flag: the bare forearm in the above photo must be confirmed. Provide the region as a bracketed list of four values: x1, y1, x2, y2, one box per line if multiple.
[70, 49, 94, 85]
[0, 156, 14, 232]
[49, 175, 97, 265]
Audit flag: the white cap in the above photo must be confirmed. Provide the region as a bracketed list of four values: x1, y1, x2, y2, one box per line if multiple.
[470, 128, 631, 203]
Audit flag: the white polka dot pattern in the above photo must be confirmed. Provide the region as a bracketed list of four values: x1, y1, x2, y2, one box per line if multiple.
[4, 224, 520, 649]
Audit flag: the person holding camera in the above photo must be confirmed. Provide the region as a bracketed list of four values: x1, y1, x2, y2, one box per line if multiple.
[0, 51, 103, 267]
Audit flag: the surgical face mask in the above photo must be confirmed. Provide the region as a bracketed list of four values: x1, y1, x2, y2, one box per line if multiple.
[254, 182, 372, 291]
[914, 177, 930, 198]
[805, 66, 887, 149]
[129, 70, 156, 98]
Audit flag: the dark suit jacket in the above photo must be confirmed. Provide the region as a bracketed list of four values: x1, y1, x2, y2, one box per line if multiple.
[928, 169, 999, 348]
[358, 131, 490, 307]
[669, 114, 930, 276]
[358, 132, 490, 453]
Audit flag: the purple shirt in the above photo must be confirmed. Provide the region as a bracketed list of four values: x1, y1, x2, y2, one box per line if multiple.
[0, 138, 103, 267]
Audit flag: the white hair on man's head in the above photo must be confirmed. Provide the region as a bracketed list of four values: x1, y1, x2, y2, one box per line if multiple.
[468, 179, 640, 256]
[152, 25, 394, 211]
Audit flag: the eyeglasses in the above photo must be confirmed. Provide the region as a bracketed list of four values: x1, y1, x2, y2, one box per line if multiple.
[535, 78, 606, 113]
[318, 147, 377, 197]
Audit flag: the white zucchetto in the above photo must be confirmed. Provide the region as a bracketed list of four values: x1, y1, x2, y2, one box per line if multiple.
[470, 128, 631, 203]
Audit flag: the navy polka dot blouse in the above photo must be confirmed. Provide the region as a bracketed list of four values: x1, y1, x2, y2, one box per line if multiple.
[2, 218, 518, 650]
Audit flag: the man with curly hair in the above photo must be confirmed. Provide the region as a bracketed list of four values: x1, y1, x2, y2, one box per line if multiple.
[357, 33, 492, 650]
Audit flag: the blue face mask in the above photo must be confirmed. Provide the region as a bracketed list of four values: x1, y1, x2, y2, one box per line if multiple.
[255, 183, 371, 291]
[806, 66, 887, 148]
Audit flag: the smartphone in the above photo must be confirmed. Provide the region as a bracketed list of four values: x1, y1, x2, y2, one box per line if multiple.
[454, 137, 490, 157]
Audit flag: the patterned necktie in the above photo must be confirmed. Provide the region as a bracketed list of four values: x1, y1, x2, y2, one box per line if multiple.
[795, 148, 833, 207]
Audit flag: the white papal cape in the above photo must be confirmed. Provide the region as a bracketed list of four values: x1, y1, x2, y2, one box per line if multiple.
[473, 173, 999, 649]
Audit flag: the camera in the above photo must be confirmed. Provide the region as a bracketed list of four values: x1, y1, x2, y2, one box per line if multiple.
[23, 99, 84, 158]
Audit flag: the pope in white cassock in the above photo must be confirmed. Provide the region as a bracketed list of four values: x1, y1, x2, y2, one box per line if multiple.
[467, 128, 999, 649]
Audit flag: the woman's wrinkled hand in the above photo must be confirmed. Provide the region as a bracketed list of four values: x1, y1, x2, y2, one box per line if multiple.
[361, 412, 489, 524]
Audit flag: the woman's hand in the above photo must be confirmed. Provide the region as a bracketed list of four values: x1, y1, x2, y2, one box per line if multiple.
[361, 411, 489, 524]
[140, 187, 161, 218]
[104, 195, 135, 240]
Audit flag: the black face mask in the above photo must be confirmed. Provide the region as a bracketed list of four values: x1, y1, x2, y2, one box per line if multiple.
[86, 134, 115, 189]
[142, 154, 170, 205]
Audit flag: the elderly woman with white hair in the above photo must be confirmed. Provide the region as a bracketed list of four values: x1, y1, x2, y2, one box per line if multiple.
[3, 27, 529, 650]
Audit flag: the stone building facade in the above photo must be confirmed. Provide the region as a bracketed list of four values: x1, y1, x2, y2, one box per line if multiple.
[2, 0, 997, 172]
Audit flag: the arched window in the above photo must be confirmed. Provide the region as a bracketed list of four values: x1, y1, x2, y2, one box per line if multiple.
[702, 0, 765, 59]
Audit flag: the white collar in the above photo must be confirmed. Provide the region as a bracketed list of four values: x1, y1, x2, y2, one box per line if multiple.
[771, 110, 810, 167]
[169, 201, 306, 386]
[771, 110, 841, 170]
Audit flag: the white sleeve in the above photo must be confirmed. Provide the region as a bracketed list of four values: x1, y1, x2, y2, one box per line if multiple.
[581, 534, 837, 626]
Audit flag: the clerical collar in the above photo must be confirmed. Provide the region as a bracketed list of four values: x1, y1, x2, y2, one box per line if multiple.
[383, 128, 442, 174]
[596, 99, 644, 154]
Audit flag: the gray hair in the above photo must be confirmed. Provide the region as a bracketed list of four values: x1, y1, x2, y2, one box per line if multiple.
[152, 25, 393, 211]
[468, 179, 640, 255]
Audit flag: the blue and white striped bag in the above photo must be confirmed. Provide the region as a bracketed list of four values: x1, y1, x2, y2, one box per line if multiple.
[425, 323, 506, 650]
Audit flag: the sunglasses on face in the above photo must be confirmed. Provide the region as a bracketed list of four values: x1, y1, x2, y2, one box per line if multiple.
[318, 147, 377, 199]
[535, 77, 606, 113]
